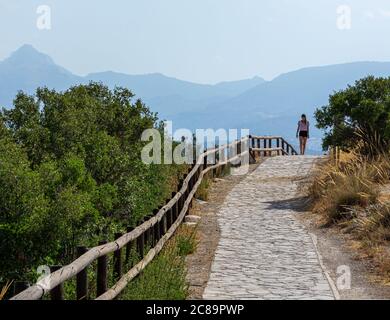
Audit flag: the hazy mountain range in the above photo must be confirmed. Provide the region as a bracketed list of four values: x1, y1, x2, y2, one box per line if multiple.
[1, 45, 390, 153]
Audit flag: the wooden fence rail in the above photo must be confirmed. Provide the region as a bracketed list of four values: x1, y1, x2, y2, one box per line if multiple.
[10, 135, 297, 300]
[249, 136, 298, 157]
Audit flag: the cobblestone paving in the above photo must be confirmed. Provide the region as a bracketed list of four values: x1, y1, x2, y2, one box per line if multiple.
[203, 156, 335, 300]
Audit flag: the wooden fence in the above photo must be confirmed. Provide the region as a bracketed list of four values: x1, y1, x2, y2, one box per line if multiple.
[250, 136, 299, 157]
[10, 135, 297, 300]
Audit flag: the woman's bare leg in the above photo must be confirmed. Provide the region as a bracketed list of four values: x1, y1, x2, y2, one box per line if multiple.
[299, 136, 304, 155]
[302, 137, 307, 155]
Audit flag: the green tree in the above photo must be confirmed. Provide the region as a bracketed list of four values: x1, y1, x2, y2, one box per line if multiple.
[0, 83, 186, 281]
[315, 76, 390, 152]
[0, 135, 50, 279]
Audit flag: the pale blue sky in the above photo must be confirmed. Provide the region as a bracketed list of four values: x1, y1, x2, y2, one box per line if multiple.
[0, 0, 389, 83]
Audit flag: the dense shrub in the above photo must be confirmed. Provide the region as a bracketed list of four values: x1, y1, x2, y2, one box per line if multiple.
[315, 76, 390, 153]
[0, 83, 186, 281]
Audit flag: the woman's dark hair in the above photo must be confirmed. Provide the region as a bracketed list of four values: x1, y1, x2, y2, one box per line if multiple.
[301, 114, 307, 123]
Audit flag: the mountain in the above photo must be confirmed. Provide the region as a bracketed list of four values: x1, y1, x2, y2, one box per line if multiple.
[173, 61, 390, 152]
[86, 72, 265, 117]
[1, 45, 390, 153]
[0, 45, 265, 120]
[0, 45, 82, 106]
[86, 72, 265, 100]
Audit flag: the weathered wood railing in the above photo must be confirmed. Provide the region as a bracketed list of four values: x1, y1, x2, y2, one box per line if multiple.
[249, 135, 298, 157]
[10, 135, 297, 300]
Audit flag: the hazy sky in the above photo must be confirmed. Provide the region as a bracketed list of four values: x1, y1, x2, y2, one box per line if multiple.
[0, 0, 389, 83]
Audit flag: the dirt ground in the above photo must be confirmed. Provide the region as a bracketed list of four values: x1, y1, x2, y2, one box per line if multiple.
[294, 162, 390, 300]
[297, 212, 390, 300]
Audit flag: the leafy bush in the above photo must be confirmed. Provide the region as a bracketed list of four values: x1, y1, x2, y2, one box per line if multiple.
[315, 76, 390, 153]
[0, 83, 186, 281]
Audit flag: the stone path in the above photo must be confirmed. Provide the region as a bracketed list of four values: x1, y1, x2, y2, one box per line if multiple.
[203, 156, 335, 300]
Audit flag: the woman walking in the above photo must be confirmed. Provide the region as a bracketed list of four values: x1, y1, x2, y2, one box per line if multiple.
[296, 114, 309, 155]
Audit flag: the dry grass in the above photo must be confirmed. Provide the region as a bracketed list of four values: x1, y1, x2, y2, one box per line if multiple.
[309, 149, 387, 225]
[175, 225, 198, 256]
[309, 147, 390, 279]
[0, 281, 13, 300]
[195, 176, 211, 201]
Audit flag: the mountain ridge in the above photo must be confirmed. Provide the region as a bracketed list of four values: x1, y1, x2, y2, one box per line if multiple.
[1, 45, 390, 153]
[0, 45, 266, 117]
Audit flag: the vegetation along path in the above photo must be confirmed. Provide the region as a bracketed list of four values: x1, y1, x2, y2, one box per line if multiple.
[203, 155, 337, 300]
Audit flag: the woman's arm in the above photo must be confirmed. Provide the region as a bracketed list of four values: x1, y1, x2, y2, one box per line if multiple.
[307, 122, 310, 139]
[296, 122, 300, 138]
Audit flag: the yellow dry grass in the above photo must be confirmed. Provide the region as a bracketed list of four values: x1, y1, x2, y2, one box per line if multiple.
[309, 146, 390, 279]
[0, 280, 13, 300]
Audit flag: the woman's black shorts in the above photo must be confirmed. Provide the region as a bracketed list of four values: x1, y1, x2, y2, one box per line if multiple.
[299, 131, 308, 138]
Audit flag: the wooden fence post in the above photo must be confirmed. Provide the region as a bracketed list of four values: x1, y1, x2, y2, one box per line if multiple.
[13, 281, 29, 297]
[188, 174, 193, 195]
[125, 227, 134, 266]
[172, 192, 178, 221]
[263, 138, 267, 156]
[142, 217, 150, 250]
[50, 265, 64, 300]
[76, 246, 89, 300]
[151, 213, 156, 244]
[159, 213, 165, 240]
[268, 138, 272, 156]
[213, 149, 218, 177]
[137, 228, 144, 260]
[113, 233, 123, 280]
[203, 150, 207, 170]
[147, 215, 154, 246]
[97, 240, 108, 297]
[166, 207, 172, 230]
[152, 209, 159, 246]
[171, 201, 177, 221]
[178, 178, 184, 193]
[276, 138, 280, 156]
